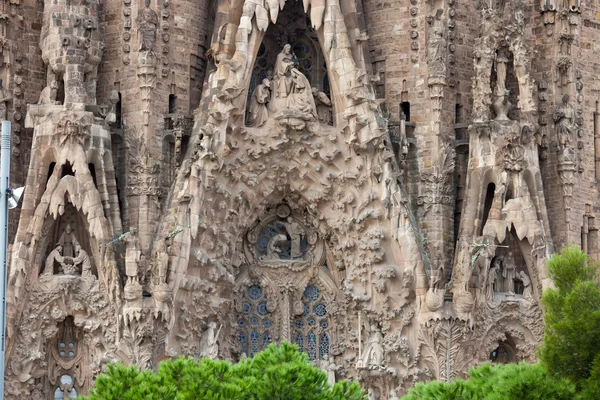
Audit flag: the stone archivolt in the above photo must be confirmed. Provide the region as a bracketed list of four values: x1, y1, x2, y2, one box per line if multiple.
[3, 0, 587, 398]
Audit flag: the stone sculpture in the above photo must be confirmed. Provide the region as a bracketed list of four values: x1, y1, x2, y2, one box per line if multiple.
[247, 79, 271, 127]
[319, 355, 338, 386]
[519, 271, 533, 300]
[270, 45, 317, 117]
[38, 81, 60, 105]
[502, 252, 517, 294]
[427, 9, 447, 78]
[553, 94, 575, 151]
[137, 0, 158, 52]
[199, 322, 220, 359]
[312, 88, 333, 125]
[281, 217, 305, 259]
[0, 79, 11, 120]
[5, 0, 581, 397]
[360, 324, 386, 370]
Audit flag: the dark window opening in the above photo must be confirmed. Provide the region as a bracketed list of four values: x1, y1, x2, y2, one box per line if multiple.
[56, 79, 65, 104]
[115, 175, 125, 224]
[88, 163, 97, 188]
[116, 92, 122, 128]
[455, 103, 462, 123]
[401, 102, 410, 122]
[168, 94, 177, 114]
[46, 162, 56, 190]
[60, 162, 75, 178]
[480, 183, 495, 235]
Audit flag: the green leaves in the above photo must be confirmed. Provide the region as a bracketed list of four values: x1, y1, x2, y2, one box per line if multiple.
[401, 363, 575, 400]
[538, 246, 600, 396]
[83, 343, 365, 400]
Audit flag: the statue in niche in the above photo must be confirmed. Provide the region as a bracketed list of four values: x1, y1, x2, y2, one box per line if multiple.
[39, 80, 60, 105]
[519, 271, 533, 300]
[247, 78, 271, 127]
[58, 224, 80, 258]
[486, 258, 501, 300]
[502, 252, 517, 294]
[273, 44, 294, 99]
[312, 88, 332, 125]
[319, 355, 338, 385]
[282, 217, 305, 259]
[0, 79, 11, 120]
[72, 243, 93, 278]
[137, 0, 158, 52]
[199, 322, 221, 359]
[42, 245, 64, 277]
[270, 44, 317, 117]
[427, 9, 447, 78]
[553, 94, 576, 151]
[360, 324, 386, 370]
[494, 49, 509, 97]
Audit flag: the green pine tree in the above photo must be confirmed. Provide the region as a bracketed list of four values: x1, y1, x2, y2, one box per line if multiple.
[537, 245, 600, 395]
[83, 342, 365, 400]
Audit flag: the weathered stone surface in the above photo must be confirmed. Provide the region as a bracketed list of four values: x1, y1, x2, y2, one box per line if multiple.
[3, 0, 600, 398]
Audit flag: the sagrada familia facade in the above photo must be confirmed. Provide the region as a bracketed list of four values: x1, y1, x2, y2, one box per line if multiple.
[0, 0, 598, 397]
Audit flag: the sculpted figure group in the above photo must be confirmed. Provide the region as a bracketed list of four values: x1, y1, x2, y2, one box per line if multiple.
[485, 253, 531, 301]
[41, 224, 93, 278]
[246, 44, 332, 127]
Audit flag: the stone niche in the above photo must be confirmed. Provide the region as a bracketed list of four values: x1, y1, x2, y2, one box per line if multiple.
[244, 0, 333, 128]
[39, 203, 97, 279]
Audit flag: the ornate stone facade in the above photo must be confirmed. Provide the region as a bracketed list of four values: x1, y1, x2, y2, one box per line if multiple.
[2, 0, 600, 398]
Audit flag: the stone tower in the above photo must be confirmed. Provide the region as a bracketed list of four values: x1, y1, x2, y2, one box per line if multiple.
[1, 0, 599, 398]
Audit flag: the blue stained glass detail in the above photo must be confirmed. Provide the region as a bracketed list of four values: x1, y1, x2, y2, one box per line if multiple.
[319, 333, 329, 359]
[238, 320, 246, 328]
[257, 236, 269, 250]
[295, 334, 304, 353]
[262, 331, 270, 348]
[320, 320, 328, 329]
[307, 331, 317, 361]
[304, 285, 320, 302]
[239, 333, 247, 356]
[257, 301, 268, 315]
[248, 285, 263, 300]
[243, 302, 252, 315]
[303, 303, 310, 317]
[315, 304, 326, 317]
[295, 319, 304, 329]
[263, 320, 272, 328]
[308, 317, 316, 326]
[250, 316, 258, 327]
[250, 330, 259, 356]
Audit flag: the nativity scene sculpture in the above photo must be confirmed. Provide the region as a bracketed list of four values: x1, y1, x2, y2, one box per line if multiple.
[246, 44, 322, 127]
[41, 225, 93, 278]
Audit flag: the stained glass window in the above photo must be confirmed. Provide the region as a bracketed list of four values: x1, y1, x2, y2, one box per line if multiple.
[237, 284, 273, 357]
[293, 284, 330, 361]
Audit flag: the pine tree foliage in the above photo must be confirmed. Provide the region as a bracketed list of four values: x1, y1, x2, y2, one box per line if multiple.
[83, 342, 365, 400]
[401, 362, 575, 400]
[538, 245, 600, 394]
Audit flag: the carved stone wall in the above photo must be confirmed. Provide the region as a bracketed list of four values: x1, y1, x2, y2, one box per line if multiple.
[4, 0, 600, 398]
